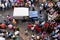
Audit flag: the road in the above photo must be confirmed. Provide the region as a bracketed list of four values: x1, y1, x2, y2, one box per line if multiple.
[0, 9, 24, 40]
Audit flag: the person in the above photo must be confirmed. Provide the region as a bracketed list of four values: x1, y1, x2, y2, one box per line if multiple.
[7, 15, 11, 21]
[4, 20, 10, 26]
[6, 31, 12, 38]
[31, 26, 35, 33]
[35, 25, 41, 34]
[32, 4, 35, 11]
[0, 23, 6, 29]
[8, 24, 13, 29]
[14, 31, 19, 36]
[12, 34, 15, 39]
[41, 31, 46, 40]
[27, 23, 32, 31]
[57, 32, 60, 40]
[31, 34, 35, 40]
[29, 37, 34, 40]
[12, 19, 16, 25]
[39, 5, 44, 14]
[43, 21, 49, 31]
[1, 3, 5, 11]
[47, 1, 53, 8]
[36, 35, 40, 40]
[12, 26, 16, 31]
[5, 1, 8, 8]
[25, 29, 28, 36]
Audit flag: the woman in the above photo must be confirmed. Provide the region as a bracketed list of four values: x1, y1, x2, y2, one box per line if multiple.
[7, 15, 11, 21]
[8, 24, 13, 29]
[12, 19, 16, 25]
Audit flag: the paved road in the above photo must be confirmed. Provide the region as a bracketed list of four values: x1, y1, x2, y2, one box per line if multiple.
[0, 9, 24, 40]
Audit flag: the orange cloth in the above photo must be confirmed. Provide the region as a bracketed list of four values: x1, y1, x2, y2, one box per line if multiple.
[0, 23, 5, 28]
[12, 19, 16, 24]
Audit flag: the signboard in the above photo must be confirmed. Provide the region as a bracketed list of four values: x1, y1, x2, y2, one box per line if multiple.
[13, 7, 29, 17]
[29, 11, 38, 18]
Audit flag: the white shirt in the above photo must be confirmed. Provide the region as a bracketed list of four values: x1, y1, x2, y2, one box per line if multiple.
[32, 35, 35, 38]
[32, 4, 34, 7]
[31, 27, 34, 30]
[25, 30, 28, 33]
[40, 6, 43, 10]
[57, 2, 60, 6]
[48, 14, 54, 20]
[15, 31, 19, 35]
[5, 2, 8, 7]
[37, 36, 40, 39]
[28, 1, 31, 4]
[2, 4, 5, 8]
[10, 0, 14, 3]
[41, 21, 45, 25]
[0, 37, 5, 40]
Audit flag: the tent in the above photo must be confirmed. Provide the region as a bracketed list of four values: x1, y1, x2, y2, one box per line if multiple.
[29, 11, 38, 18]
[13, 7, 29, 19]
[29, 11, 38, 22]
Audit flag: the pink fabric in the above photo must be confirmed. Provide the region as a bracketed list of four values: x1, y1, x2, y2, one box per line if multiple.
[7, 16, 11, 20]
[17, 0, 20, 3]
[8, 24, 13, 29]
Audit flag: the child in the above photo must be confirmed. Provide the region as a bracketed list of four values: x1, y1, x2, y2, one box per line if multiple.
[7, 15, 11, 21]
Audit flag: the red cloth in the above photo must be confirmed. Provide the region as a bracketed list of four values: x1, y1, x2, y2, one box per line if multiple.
[35, 25, 41, 33]
[35, 25, 38, 29]
[44, 22, 49, 27]
[27, 24, 32, 29]
[50, 22, 55, 27]
[17, 0, 20, 3]
[37, 28, 41, 33]
[0, 24, 5, 28]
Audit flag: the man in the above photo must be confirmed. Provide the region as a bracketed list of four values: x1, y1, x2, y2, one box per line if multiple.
[1, 3, 5, 11]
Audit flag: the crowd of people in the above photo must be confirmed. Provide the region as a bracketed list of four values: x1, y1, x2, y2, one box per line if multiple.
[0, 0, 39, 11]
[26, 0, 60, 40]
[0, 14, 20, 40]
[0, 0, 60, 40]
